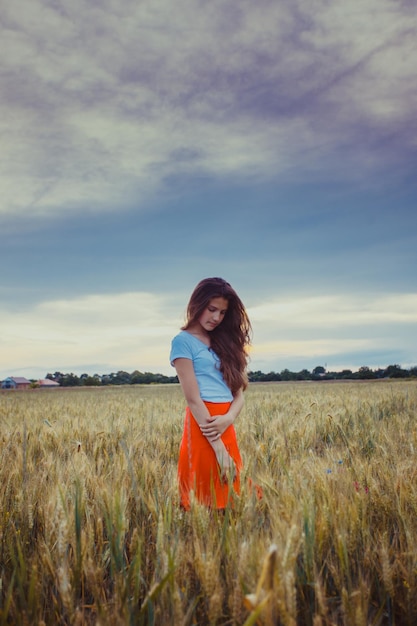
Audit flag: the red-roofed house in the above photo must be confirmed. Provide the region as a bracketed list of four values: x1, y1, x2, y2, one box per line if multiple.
[1, 376, 31, 389]
[38, 379, 60, 388]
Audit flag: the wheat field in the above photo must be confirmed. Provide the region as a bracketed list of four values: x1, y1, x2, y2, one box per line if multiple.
[1, 380, 416, 625]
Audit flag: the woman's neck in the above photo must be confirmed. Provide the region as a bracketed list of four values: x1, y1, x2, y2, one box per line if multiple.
[185, 324, 210, 345]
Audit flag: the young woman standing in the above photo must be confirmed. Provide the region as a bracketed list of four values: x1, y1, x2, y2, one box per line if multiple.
[170, 277, 252, 510]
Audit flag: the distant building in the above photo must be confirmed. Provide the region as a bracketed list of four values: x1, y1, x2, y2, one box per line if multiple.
[1, 376, 31, 389]
[37, 379, 60, 388]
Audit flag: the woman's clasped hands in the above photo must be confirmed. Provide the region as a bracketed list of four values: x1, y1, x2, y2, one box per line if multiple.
[199, 413, 233, 442]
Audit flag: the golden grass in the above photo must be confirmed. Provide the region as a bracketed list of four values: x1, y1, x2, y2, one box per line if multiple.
[1, 380, 417, 625]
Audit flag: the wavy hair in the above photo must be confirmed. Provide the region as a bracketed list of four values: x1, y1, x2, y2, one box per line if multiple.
[182, 277, 252, 394]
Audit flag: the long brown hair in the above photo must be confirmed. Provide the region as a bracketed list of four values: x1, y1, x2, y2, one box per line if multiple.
[182, 277, 252, 394]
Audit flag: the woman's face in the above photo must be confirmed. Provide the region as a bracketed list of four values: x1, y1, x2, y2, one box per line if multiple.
[198, 297, 228, 332]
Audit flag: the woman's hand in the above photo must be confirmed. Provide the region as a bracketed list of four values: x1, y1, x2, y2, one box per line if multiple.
[200, 413, 233, 441]
[201, 389, 244, 442]
[213, 443, 236, 483]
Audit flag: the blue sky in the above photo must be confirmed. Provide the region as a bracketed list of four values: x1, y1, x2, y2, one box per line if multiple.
[1, 0, 416, 379]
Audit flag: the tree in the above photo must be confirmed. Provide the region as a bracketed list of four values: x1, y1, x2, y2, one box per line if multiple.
[384, 364, 409, 378]
[339, 369, 354, 379]
[81, 375, 101, 386]
[46, 372, 64, 383]
[130, 370, 144, 384]
[358, 366, 375, 379]
[280, 369, 297, 381]
[61, 373, 80, 386]
[111, 371, 132, 385]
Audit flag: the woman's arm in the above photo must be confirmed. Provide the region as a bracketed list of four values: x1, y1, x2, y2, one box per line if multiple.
[173, 357, 212, 425]
[200, 388, 244, 442]
[173, 358, 235, 479]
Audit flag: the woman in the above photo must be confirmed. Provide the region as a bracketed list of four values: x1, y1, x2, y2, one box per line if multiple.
[170, 277, 252, 510]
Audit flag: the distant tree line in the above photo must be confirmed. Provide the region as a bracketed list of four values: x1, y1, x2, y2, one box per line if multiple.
[45, 364, 416, 387]
[45, 370, 178, 387]
[248, 364, 417, 382]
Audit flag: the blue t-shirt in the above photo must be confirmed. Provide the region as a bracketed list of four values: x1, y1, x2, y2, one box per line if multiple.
[170, 331, 233, 402]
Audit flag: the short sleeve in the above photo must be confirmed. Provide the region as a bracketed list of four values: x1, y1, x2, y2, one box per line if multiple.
[170, 333, 193, 366]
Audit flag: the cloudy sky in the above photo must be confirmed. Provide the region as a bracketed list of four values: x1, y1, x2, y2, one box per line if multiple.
[1, 0, 416, 380]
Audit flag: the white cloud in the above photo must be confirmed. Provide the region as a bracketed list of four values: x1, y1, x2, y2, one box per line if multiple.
[249, 293, 417, 329]
[247, 292, 417, 370]
[251, 338, 371, 359]
[0, 292, 180, 377]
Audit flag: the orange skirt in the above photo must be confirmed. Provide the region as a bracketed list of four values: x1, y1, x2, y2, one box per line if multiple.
[178, 401, 243, 510]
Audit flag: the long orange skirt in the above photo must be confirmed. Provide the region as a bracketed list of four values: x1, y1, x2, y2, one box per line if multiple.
[178, 401, 243, 510]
